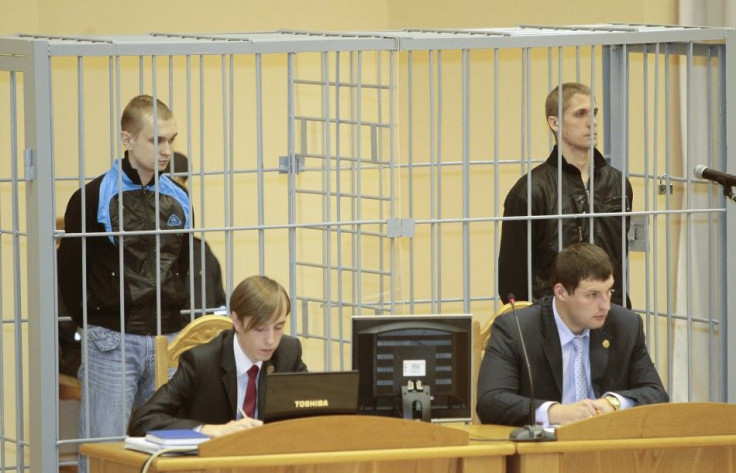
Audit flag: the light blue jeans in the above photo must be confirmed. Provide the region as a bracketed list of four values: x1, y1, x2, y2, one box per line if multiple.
[76, 325, 177, 473]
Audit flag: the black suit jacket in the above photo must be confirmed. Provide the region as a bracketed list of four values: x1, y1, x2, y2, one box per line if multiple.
[128, 329, 307, 435]
[476, 296, 668, 426]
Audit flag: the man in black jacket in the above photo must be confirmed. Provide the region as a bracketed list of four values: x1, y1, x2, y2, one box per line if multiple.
[166, 152, 228, 323]
[498, 82, 632, 307]
[57, 95, 189, 472]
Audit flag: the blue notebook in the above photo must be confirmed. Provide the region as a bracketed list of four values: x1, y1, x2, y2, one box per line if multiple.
[145, 429, 210, 446]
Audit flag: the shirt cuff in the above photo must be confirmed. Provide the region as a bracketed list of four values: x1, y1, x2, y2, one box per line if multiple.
[604, 392, 635, 410]
[535, 401, 558, 426]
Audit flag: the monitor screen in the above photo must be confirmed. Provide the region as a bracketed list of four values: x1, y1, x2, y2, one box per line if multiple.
[351, 314, 472, 422]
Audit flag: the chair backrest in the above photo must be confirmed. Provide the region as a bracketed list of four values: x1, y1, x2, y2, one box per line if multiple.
[154, 315, 233, 389]
[479, 301, 533, 354]
[471, 300, 532, 424]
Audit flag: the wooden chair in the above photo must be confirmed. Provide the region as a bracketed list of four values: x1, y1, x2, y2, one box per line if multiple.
[472, 300, 532, 424]
[154, 315, 233, 389]
[59, 373, 82, 400]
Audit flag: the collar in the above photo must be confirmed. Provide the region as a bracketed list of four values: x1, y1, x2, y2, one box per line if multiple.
[545, 145, 608, 176]
[232, 333, 263, 377]
[552, 296, 590, 346]
[121, 151, 164, 187]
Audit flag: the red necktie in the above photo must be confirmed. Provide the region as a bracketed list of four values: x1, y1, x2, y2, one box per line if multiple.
[242, 365, 259, 419]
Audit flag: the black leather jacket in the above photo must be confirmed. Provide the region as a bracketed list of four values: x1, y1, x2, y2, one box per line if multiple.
[58, 155, 191, 334]
[498, 146, 632, 307]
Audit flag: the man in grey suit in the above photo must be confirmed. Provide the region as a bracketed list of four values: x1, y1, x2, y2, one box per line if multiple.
[478, 242, 667, 426]
[128, 275, 307, 437]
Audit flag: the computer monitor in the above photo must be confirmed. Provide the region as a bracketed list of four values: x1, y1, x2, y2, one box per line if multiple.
[351, 314, 472, 423]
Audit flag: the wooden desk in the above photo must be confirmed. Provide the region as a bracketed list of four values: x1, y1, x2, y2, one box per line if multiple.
[509, 402, 736, 473]
[82, 417, 515, 473]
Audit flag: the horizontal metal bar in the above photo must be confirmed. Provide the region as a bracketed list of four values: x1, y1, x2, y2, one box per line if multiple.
[294, 78, 390, 90]
[294, 260, 391, 276]
[295, 115, 390, 128]
[295, 188, 391, 202]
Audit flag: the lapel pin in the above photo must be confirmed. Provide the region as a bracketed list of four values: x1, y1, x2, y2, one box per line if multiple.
[602, 339, 610, 349]
[266, 365, 275, 374]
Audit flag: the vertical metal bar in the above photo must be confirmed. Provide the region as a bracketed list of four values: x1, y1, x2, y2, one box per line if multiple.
[0, 71, 5, 466]
[547, 47, 554, 151]
[388, 50, 396, 313]
[322, 51, 333, 369]
[335, 51, 345, 338]
[25, 41, 59, 473]
[12, 69, 27, 473]
[355, 51, 364, 312]
[621, 45, 629, 305]
[138, 55, 144, 93]
[198, 55, 211, 307]
[461, 49, 471, 314]
[1, 69, 9, 473]
[719, 35, 733, 403]
[556, 49, 563, 252]
[227, 53, 234, 301]
[493, 49, 500, 310]
[642, 45, 656, 346]
[436, 50, 443, 313]
[664, 43, 674, 397]
[335, 51, 352, 346]
[152, 56, 163, 337]
[685, 42, 694, 401]
[287, 52, 298, 334]
[376, 51, 385, 314]
[652, 43, 660, 368]
[526, 47, 534, 301]
[706, 46, 716, 401]
[109, 57, 116, 164]
[220, 53, 230, 313]
[184, 54, 196, 317]
[428, 49, 436, 313]
[642, 45, 652, 352]
[588, 48, 596, 247]
[407, 51, 415, 314]
[256, 53, 265, 274]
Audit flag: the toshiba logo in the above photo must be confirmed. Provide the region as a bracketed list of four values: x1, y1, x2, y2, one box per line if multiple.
[293, 399, 329, 408]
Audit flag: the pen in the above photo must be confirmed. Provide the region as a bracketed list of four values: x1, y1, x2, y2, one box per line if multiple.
[238, 406, 247, 419]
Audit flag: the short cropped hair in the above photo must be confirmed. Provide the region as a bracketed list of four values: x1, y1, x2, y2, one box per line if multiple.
[545, 82, 591, 120]
[121, 95, 174, 136]
[551, 242, 613, 294]
[230, 275, 290, 331]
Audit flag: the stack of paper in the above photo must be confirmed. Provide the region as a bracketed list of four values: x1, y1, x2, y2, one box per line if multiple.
[145, 429, 210, 446]
[124, 429, 210, 455]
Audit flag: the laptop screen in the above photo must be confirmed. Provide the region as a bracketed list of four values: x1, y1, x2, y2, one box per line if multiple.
[262, 371, 360, 423]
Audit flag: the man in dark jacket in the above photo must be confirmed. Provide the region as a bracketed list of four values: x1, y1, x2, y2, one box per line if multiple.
[498, 82, 632, 307]
[128, 275, 308, 437]
[57, 95, 190, 472]
[479, 243, 667, 427]
[166, 152, 227, 323]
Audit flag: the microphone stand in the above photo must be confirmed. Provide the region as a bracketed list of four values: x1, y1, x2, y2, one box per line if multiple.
[507, 296, 556, 442]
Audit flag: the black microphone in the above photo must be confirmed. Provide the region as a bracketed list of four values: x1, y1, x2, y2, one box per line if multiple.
[507, 294, 556, 442]
[694, 165, 736, 188]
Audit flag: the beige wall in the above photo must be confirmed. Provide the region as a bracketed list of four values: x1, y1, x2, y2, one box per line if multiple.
[2, 0, 682, 37]
[387, 0, 678, 28]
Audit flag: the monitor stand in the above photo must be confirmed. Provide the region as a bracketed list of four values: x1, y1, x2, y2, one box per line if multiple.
[401, 384, 431, 422]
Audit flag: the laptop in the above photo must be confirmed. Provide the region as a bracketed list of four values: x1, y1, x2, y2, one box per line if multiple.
[262, 371, 360, 423]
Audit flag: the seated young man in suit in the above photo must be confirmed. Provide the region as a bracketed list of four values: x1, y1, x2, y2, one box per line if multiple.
[128, 275, 307, 437]
[477, 242, 668, 427]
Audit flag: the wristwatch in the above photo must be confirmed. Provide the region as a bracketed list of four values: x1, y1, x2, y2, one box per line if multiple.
[603, 395, 621, 411]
